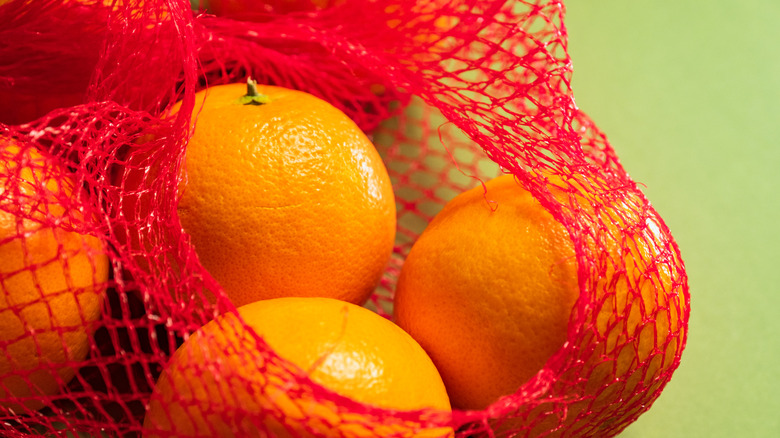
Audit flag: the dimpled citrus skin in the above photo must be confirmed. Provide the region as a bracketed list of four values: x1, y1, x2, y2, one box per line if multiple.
[143, 297, 452, 437]
[394, 174, 579, 411]
[173, 83, 395, 307]
[0, 141, 109, 412]
[394, 174, 686, 422]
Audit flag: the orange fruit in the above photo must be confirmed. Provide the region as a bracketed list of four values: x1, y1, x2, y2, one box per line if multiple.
[168, 81, 395, 307]
[143, 297, 452, 437]
[163, 84, 395, 306]
[536, 174, 686, 436]
[0, 140, 109, 412]
[394, 174, 686, 416]
[394, 174, 579, 411]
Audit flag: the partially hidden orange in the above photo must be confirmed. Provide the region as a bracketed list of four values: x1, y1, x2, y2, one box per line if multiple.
[394, 174, 687, 423]
[0, 139, 109, 412]
[143, 297, 452, 437]
[170, 81, 395, 307]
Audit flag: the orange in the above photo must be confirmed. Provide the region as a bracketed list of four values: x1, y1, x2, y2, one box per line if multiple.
[394, 174, 579, 411]
[394, 174, 686, 416]
[0, 140, 109, 412]
[143, 297, 452, 437]
[168, 81, 395, 307]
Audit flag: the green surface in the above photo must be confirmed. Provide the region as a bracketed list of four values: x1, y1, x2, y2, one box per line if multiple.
[564, 1, 780, 437]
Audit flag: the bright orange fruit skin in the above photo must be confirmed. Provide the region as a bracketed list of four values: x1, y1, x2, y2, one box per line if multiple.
[0, 140, 109, 412]
[143, 297, 452, 437]
[394, 174, 686, 419]
[172, 83, 396, 308]
[394, 174, 580, 411]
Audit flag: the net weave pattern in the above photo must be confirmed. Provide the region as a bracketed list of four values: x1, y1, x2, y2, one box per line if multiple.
[0, 0, 689, 436]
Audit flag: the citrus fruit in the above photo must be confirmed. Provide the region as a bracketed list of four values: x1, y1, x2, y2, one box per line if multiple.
[393, 174, 686, 415]
[0, 140, 109, 412]
[143, 297, 452, 437]
[168, 81, 395, 308]
[394, 174, 579, 410]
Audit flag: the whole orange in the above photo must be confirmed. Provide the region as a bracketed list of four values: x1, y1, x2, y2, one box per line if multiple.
[143, 297, 452, 437]
[394, 174, 579, 411]
[0, 140, 109, 412]
[393, 174, 686, 416]
[171, 81, 395, 307]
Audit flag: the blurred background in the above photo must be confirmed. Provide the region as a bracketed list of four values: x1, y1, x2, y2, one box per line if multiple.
[565, 1, 780, 436]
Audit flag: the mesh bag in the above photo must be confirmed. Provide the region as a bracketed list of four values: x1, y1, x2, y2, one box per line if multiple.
[0, 0, 689, 436]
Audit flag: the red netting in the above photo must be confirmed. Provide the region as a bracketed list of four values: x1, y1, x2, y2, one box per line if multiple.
[0, 0, 689, 437]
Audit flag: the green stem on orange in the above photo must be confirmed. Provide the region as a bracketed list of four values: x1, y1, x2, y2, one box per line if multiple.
[236, 78, 270, 106]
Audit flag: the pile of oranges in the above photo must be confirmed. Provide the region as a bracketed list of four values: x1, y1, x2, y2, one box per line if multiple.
[0, 1, 687, 437]
[1, 76, 686, 436]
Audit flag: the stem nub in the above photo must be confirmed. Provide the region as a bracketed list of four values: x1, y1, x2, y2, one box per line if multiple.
[237, 77, 270, 106]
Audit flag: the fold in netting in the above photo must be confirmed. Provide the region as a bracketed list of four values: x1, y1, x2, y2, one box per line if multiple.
[0, 0, 688, 436]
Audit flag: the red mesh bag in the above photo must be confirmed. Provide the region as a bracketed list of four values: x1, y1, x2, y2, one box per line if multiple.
[0, 0, 689, 436]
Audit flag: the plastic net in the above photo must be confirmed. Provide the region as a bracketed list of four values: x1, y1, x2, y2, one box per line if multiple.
[0, 0, 689, 436]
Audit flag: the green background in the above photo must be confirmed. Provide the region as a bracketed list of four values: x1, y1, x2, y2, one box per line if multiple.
[564, 1, 780, 437]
